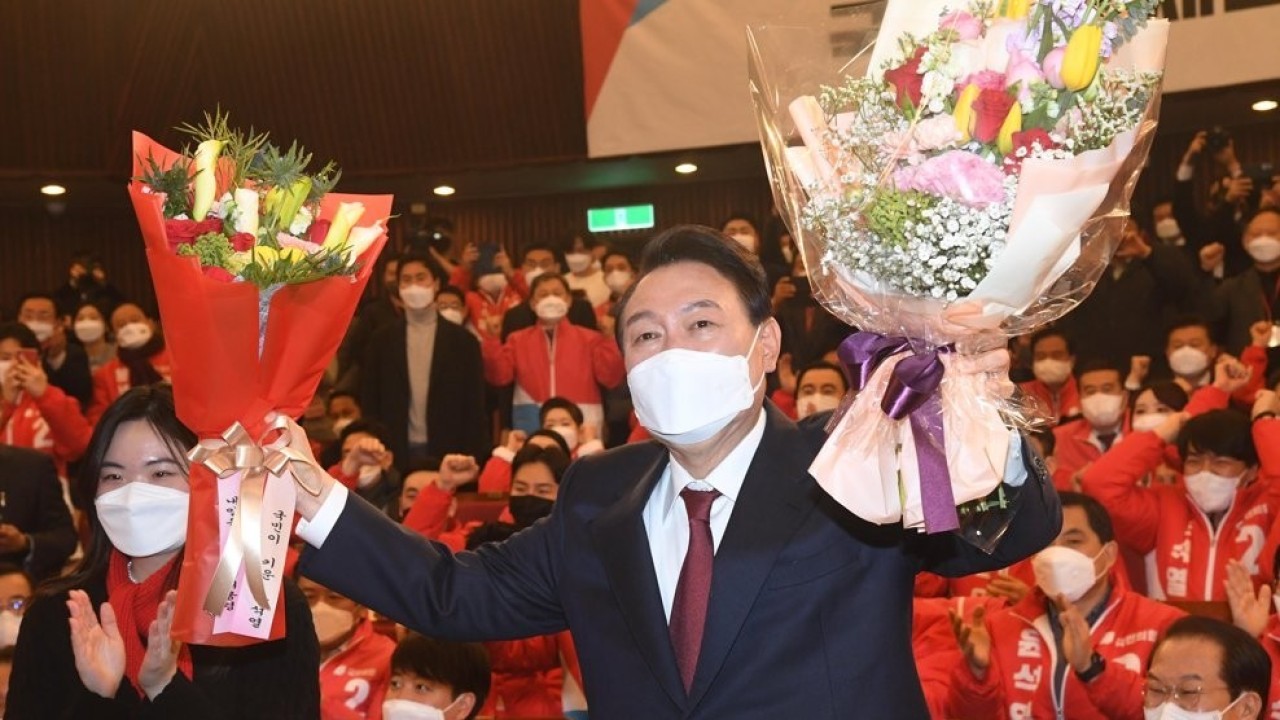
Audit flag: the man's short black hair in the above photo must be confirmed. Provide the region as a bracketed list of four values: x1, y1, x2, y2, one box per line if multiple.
[402, 457, 442, 476]
[1151, 616, 1271, 709]
[522, 242, 562, 267]
[540, 397, 584, 426]
[615, 225, 772, 347]
[1178, 409, 1257, 467]
[1073, 359, 1124, 385]
[528, 272, 570, 300]
[511, 444, 570, 485]
[600, 248, 633, 269]
[15, 293, 58, 318]
[1029, 327, 1073, 356]
[1058, 491, 1115, 544]
[338, 419, 395, 450]
[1165, 314, 1215, 343]
[391, 633, 491, 720]
[0, 322, 39, 350]
[795, 361, 849, 396]
[325, 391, 358, 412]
[397, 252, 447, 286]
[525, 428, 572, 457]
[721, 211, 759, 234]
[1132, 381, 1189, 413]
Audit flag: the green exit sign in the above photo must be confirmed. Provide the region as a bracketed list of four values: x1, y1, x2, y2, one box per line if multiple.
[587, 204, 655, 233]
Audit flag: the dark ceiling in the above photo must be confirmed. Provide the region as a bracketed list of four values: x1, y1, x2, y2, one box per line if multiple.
[1, 1, 1277, 214]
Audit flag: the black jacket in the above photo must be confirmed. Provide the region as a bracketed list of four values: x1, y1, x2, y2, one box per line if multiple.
[360, 315, 491, 467]
[0, 446, 76, 582]
[46, 342, 93, 411]
[7, 578, 319, 719]
[300, 404, 1061, 719]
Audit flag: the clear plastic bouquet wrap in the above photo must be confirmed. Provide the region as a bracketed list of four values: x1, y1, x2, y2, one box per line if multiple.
[129, 113, 391, 644]
[748, 0, 1168, 550]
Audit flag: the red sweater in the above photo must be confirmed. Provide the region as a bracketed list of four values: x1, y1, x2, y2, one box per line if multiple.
[947, 585, 1184, 720]
[319, 620, 396, 720]
[88, 350, 172, 424]
[1, 385, 92, 478]
[1018, 377, 1081, 424]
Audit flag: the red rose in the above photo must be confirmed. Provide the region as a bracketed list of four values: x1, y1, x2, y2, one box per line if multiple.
[1002, 129, 1059, 173]
[307, 219, 331, 246]
[163, 218, 224, 253]
[884, 47, 927, 112]
[971, 88, 1016, 145]
[229, 232, 256, 252]
[201, 266, 235, 283]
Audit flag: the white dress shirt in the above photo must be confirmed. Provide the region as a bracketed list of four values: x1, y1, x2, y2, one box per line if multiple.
[642, 409, 767, 621]
[298, 408, 770, 625]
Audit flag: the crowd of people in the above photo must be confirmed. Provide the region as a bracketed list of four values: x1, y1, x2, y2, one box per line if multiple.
[0, 127, 1275, 718]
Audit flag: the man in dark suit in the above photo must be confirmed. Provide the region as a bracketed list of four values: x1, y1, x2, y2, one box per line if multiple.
[17, 294, 92, 410]
[0, 445, 77, 583]
[359, 253, 490, 469]
[294, 226, 1061, 718]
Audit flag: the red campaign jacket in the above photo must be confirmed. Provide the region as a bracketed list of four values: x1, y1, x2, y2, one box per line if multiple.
[481, 631, 583, 719]
[481, 320, 624, 406]
[0, 386, 92, 478]
[465, 286, 525, 343]
[1082, 419, 1280, 600]
[1019, 377, 1081, 424]
[1260, 615, 1280, 720]
[87, 350, 172, 424]
[948, 585, 1184, 720]
[913, 595, 1006, 719]
[914, 561, 1038, 602]
[1051, 413, 1132, 492]
[319, 619, 396, 720]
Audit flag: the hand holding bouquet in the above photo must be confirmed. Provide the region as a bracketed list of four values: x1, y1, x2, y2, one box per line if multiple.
[748, 0, 1167, 549]
[129, 112, 391, 644]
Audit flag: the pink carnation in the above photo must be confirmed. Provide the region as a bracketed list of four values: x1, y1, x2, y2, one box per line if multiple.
[1005, 49, 1043, 104]
[939, 11, 983, 41]
[958, 69, 1006, 92]
[277, 233, 324, 256]
[893, 150, 1007, 208]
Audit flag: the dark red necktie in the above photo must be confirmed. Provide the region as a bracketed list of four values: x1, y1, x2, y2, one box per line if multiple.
[670, 487, 720, 693]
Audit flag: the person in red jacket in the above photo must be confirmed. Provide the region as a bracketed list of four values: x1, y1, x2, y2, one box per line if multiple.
[1226, 552, 1280, 720]
[476, 429, 571, 495]
[464, 249, 525, 343]
[1019, 328, 1081, 425]
[0, 323, 92, 480]
[300, 575, 396, 720]
[1082, 385, 1280, 601]
[87, 303, 170, 424]
[948, 492, 1185, 720]
[912, 594, 1006, 718]
[1052, 359, 1134, 491]
[482, 273, 625, 435]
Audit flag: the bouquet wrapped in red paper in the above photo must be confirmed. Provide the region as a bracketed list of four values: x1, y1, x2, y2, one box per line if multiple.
[128, 112, 391, 645]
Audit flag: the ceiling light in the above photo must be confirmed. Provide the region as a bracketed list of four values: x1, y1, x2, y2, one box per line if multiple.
[41, 184, 66, 196]
[674, 163, 698, 175]
[1253, 99, 1278, 112]
[433, 185, 456, 197]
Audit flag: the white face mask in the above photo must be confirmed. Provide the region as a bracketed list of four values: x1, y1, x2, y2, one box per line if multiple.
[311, 600, 356, 645]
[605, 269, 633, 295]
[439, 308, 465, 326]
[730, 233, 757, 253]
[1155, 218, 1182, 240]
[23, 320, 54, 343]
[523, 267, 548, 284]
[95, 482, 189, 558]
[548, 424, 578, 451]
[400, 285, 436, 311]
[1184, 470, 1243, 515]
[629, 326, 764, 446]
[535, 296, 569, 322]
[1168, 346, 1210, 378]
[477, 273, 508, 296]
[116, 322, 153, 349]
[565, 253, 593, 274]
[74, 318, 106, 343]
[1132, 412, 1170, 434]
[797, 392, 842, 419]
[382, 698, 457, 720]
[331, 417, 355, 436]
[1033, 358, 1073, 386]
[1247, 235, 1280, 264]
[1081, 392, 1125, 429]
[0, 609, 22, 647]
[1032, 544, 1104, 603]
[1144, 695, 1242, 720]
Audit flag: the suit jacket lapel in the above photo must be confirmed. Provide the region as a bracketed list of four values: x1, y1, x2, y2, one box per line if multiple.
[688, 406, 819, 708]
[588, 449, 687, 709]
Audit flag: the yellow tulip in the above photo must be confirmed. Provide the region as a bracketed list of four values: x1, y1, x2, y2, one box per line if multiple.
[251, 245, 279, 267]
[997, 104, 1022, 155]
[999, 0, 1029, 19]
[1061, 25, 1103, 92]
[276, 178, 312, 229]
[191, 139, 224, 221]
[953, 84, 981, 142]
[278, 246, 307, 263]
[322, 202, 366, 251]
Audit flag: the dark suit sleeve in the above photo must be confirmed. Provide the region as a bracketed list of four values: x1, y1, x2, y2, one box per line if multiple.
[22, 453, 77, 581]
[569, 298, 598, 331]
[45, 344, 93, 410]
[910, 435, 1062, 577]
[1143, 242, 1203, 313]
[358, 328, 382, 426]
[460, 333, 492, 459]
[298, 490, 567, 642]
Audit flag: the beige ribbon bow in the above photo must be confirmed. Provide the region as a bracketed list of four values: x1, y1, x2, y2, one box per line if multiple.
[187, 417, 321, 616]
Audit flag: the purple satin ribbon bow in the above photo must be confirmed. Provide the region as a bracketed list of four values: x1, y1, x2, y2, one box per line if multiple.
[835, 331, 960, 534]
